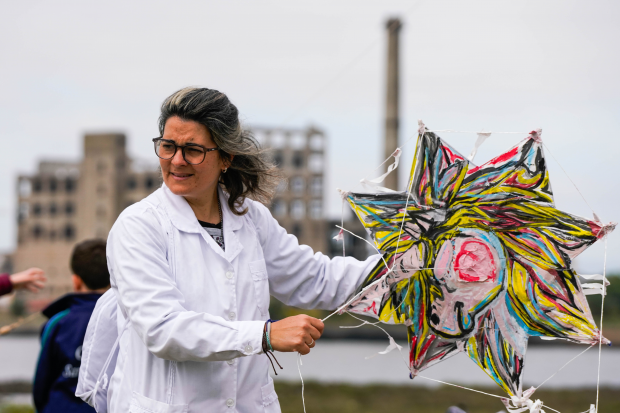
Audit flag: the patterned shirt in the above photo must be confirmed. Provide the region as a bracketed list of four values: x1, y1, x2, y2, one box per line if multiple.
[198, 220, 224, 251]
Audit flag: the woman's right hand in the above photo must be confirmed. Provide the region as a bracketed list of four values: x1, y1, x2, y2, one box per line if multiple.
[269, 314, 324, 355]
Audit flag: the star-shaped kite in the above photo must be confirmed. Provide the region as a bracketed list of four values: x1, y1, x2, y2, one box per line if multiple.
[344, 127, 614, 399]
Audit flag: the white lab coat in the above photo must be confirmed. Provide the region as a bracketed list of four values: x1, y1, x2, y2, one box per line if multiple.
[106, 184, 380, 413]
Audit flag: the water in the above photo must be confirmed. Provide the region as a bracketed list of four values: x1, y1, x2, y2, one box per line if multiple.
[1, 336, 618, 389]
[0, 336, 40, 383]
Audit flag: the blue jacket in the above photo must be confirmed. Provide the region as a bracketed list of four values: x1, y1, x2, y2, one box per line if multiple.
[33, 293, 102, 413]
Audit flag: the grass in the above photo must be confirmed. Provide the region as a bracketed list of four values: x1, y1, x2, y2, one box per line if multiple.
[0, 406, 33, 413]
[274, 382, 620, 413]
[1, 383, 618, 412]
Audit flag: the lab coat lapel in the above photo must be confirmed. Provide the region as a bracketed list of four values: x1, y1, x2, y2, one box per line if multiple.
[219, 186, 244, 263]
[160, 185, 233, 262]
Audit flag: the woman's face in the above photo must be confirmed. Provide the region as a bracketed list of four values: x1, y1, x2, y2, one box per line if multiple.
[160, 116, 227, 201]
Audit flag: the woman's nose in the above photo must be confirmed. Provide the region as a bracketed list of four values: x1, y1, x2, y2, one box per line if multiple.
[171, 148, 188, 166]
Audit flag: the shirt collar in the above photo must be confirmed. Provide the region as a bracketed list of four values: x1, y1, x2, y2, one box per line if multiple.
[160, 183, 243, 234]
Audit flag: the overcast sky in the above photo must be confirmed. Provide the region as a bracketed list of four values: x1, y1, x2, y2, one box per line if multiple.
[1, 0, 619, 272]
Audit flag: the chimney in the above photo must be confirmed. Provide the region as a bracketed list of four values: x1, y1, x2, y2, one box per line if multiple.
[384, 18, 401, 191]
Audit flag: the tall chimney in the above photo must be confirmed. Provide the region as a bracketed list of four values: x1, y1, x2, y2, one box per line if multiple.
[384, 18, 401, 191]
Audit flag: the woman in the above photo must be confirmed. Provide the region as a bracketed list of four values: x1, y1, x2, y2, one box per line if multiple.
[106, 87, 379, 413]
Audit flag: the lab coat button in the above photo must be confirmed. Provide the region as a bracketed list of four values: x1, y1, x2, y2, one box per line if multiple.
[244, 345, 253, 353]
[225, 271, 234, 279]
[226, 359, 234, 365]
[226, 398, 235, 407]
[229, 312, 236, 320]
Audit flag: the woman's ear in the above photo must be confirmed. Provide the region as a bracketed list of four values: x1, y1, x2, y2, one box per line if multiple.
[221, 153, 234, 171]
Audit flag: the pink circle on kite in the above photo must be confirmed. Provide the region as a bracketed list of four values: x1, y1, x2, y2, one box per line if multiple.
[454, 240, 496, 282]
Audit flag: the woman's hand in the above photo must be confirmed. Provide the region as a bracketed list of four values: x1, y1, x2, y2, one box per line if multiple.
[269, 314, 324, 355]
[10, 268, 46, 293]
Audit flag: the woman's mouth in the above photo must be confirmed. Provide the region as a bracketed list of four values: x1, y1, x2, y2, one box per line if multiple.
[170, 171, 194, 180]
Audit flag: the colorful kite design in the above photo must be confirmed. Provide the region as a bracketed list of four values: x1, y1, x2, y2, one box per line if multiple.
[344, 127, 614, 399]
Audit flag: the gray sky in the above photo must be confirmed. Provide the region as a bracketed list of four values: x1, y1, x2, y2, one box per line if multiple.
[1, 0, 619, 272]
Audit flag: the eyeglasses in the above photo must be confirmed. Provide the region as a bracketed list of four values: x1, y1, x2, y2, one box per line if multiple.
[152, 138, 218, 165]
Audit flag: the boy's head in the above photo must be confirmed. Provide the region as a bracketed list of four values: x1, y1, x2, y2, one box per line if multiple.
[70, 239, 110, 292]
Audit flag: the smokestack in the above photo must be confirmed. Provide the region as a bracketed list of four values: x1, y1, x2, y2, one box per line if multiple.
[384, 18, 401, 191]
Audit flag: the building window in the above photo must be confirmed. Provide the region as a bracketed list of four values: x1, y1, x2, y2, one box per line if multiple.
[18, 178, 32, 197]
[97, 184, 107, 195]
[311, 176, 322, 196]
[309, 154, 323, 173]
[32, 225, 44, 239]
[290, 134, 306, 150]
[273, 151, 284, 168]
[32, 178, 42, 193]
[292, 151, 304, 169]
[291, 176, 304, 194]
[97, 206, 106, 218]
[49, 230, 57, 241]
[145, 176, 156, 190]
[127, 177, 137, 190]
[270, 131, 286, 149]
[291, 200, 305, 220]
[309, 200, 322, 219]
[49, 178, 58, 193]
[49, 203, 57, 216]
[292, 223, 303, 239]
[65, 202, 75, 216]
[32, 203, 42, 216]
[65, 178, 76, 193]
[64, 224, 75, 241]
[275, 180, 287, 194]
[272, 199, 286, 218]
[97, 161, 107, 173]
[18, 203, 29, 223]
[310, 135, 324, 151]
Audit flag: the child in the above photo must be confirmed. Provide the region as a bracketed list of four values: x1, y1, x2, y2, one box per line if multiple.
[33, 239, 110, 413]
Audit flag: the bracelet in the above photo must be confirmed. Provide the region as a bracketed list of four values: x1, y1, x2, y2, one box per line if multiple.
[262, 319, 283, 375]
[265, 320, 274, 352]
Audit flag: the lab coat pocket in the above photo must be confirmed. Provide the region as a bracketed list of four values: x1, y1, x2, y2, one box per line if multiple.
[261, 377, 280, 412]
[249, 259, 270, 316]
[129, 392, 188, 413]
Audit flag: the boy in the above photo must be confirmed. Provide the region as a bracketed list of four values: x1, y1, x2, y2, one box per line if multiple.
[33, 239, 110, 413]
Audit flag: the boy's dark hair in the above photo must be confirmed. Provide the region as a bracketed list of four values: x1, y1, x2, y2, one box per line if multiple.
[70, 239, 110, 290]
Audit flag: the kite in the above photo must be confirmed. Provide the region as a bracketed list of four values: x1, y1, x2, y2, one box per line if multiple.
[341, 124, 615, 409]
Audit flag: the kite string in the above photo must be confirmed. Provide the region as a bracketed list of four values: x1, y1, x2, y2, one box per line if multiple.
[277, 1, 423, 127]
[595, 236, 608, 413]
[542, 142, 597, 216]
[297, 353, 307, 413]
[427, 129, 528, 134]
[343, 313, 570, 413]
[321, 225, 392, 322]
[535, 344, 595, 391]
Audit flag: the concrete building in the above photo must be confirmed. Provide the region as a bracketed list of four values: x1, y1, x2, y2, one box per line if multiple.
[11, 126, 328, 309]
[253, 126, 327, 254]
[12, 133, 160, 309]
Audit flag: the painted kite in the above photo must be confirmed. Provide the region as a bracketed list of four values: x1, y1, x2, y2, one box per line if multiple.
[343, 126, 615, 402]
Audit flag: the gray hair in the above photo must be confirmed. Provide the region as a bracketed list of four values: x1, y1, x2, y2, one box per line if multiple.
[158, 87, 282, 215]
